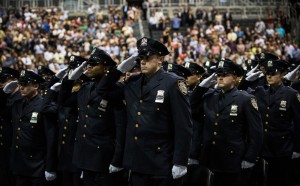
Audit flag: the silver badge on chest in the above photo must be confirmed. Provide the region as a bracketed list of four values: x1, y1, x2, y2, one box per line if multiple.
[30, 112, 38, 124]
[98, 99, 108, 112]
[230, 105, 238, 116]
[279, 100, 287, 111]
[155, 90, 165, 103]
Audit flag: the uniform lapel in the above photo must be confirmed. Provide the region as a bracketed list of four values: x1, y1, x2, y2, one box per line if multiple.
[269, 84, 284, 106]
[21, 95, 42, 117]
[217, 87, 238, 113]
[130, 75, 143, 99]
[142, 69, 163, 97]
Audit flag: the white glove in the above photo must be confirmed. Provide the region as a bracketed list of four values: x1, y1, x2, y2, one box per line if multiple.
[68, 61, 87, 80]
[246, 64, 259, 77]
[50, 82, 62, 92]
[172, 165, 187, 179]
[241, 161, 255, 169]
[199, 73, 217, 88]
[284, 65, 300, 81]
[3, 80, 18, 94]
[109, 164, 123, 173]
[292, 152, 300, 159]
[80, 171, 83, 179]
[245, 71, 262, 82]
[117, 53, 138, 73]
[55, 67, 68, 79]
[45, 171, 57, 181]
[188, 158, 199, 165]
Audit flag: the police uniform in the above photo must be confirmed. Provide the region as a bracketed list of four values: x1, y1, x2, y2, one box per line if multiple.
[120, 37, 192, 186]
[191, 59, 263, 186]
[0, 67, 22, 186]
[59, 48, 126, 186]
[10, 70, 58, 186]
[248, 59, 300, 186]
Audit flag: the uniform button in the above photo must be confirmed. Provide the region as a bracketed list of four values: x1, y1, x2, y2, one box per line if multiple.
[264, 129, 268, 132]
[64, 126, 67, 130]
[213, 132, 217, 136]
[17, 127, 21, 131]
[0, 126, 2, 129]
[0, 142, 3, 146]
[62, 141, 65, 144]
[0, 134, 2, 138]
[212, 141, 216, 145]
[282, 136, 285, 139]
[137, 112, 141, 116]
[157, 108, 160, 111]
[84, 124, 87, 128]
[267, 107, 270, 110]
[19, 119, 22, 122]
[31, 126, 34, 129]
[266, 114, 269, 117]
[30, 155, 33, 158]
[214, 122, 218, 126]
[99, 115, 102, 118]
[65, 119, 69, 122]
[97, 146, 100, 149]
[230, 150, 234, 154]
[87, 105, 90, 108]
[134, 136, 138, 140]
[16, 145, 19, 148]
[85, 115, 88, 118]
[16, 136, 19, 140]
[139, 100, 143, 103]
[265, 122, 268, 125]
[281, 114, 283, 117]
[83, 134, 86, 138]
[63, 134, 66, 137]
[231, 120, 234, 122]
[216, 114, 219, 117]
[135, 124, 139, 128]
[78, 108, 80, 111]
[157, 147, 161, 151]
[204, 114, 206, 117]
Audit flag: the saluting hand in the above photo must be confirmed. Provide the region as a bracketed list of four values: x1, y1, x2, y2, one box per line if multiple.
[45, 171, 57, 181]
[109, 164, 123, 173]
[3, 80, 18, 94]
[55, 67, 69, 79]
[172, 165, 187, 179]
[50, 82, 62, 92]
[199, 73, 217, 88]
[117, 53, 138, 73]
[68, 61, 87, 80]
[284, 65, 300, 81]
[241, 160, 255, 169]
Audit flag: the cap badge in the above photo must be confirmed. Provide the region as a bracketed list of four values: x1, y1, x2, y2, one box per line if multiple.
[184, 63, 190, 68]
[91, 48, 96, 55]
[178, 80, 187, 95]
[267, 60, 273, 67]
[167, 64, 173, 71]
[0, 67, 2, 73]
[70, 56, 75, 62]
[218, 61, 224, 68]
[21, 70, 26, 77]
[141, 38, 147, 46]
[260, 53, 265, 59]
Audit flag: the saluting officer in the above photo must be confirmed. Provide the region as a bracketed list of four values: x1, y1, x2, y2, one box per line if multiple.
[38, 66, 55, 96]
[4, 70, 58, 186]
[249, 59, 300, 186]
[116, 37, 193, 186]
[190, 59, 263, 186]
[0, 67, 22, 186]
[183, 62, 205, 92]
[59, 48, 126, 186]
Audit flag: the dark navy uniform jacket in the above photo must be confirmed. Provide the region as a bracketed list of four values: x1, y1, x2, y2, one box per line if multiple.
[191, 87, 263, 173]
[10, 94, 58, 177]
[250, 84, 300, 158]
[59, 77, 126, 173]
[122, 68, 193, 176]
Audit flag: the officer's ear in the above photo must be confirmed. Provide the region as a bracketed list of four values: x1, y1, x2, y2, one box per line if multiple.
[33, 83, 39, 90]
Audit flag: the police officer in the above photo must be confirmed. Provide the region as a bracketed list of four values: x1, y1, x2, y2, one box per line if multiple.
[184, 62, 206, 91]
[4, 70, 58, 186]
[162, 61, 192, 79]
[47, 55, 89, 186]
[38, 66, 55, 96]
[190, 59, 263, 186]
[249, 59, 300, 186]
[0, 67, 22, 186]
[116, 37, 193, 186]
[59, 48, 126, 186]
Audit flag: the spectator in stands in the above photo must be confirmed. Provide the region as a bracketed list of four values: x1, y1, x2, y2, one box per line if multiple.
[255, 17, 266, 35]
[275, 23, 285, 38]
[172, 13, 181, 30]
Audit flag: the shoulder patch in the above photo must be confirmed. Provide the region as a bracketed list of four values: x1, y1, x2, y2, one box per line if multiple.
[297, 93, 300, 102]
[250, 98, 258, 110]
[178, 80, 188, 95]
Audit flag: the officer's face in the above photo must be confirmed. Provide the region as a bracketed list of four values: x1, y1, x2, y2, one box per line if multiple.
[217, 73, 237, 91]
[85, 64, 106, 78]
[19, 83, 39, 99]
[140, 55, 163, 76]
[187, 74, 201, 87]
[266, 72, 284, 87]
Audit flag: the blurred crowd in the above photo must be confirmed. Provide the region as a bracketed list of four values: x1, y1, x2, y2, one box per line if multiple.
[148, 5, 300, 70]
[0, 2, 142, 73]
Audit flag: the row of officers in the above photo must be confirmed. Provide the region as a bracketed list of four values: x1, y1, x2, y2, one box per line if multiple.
[0, 37, 300, 186]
